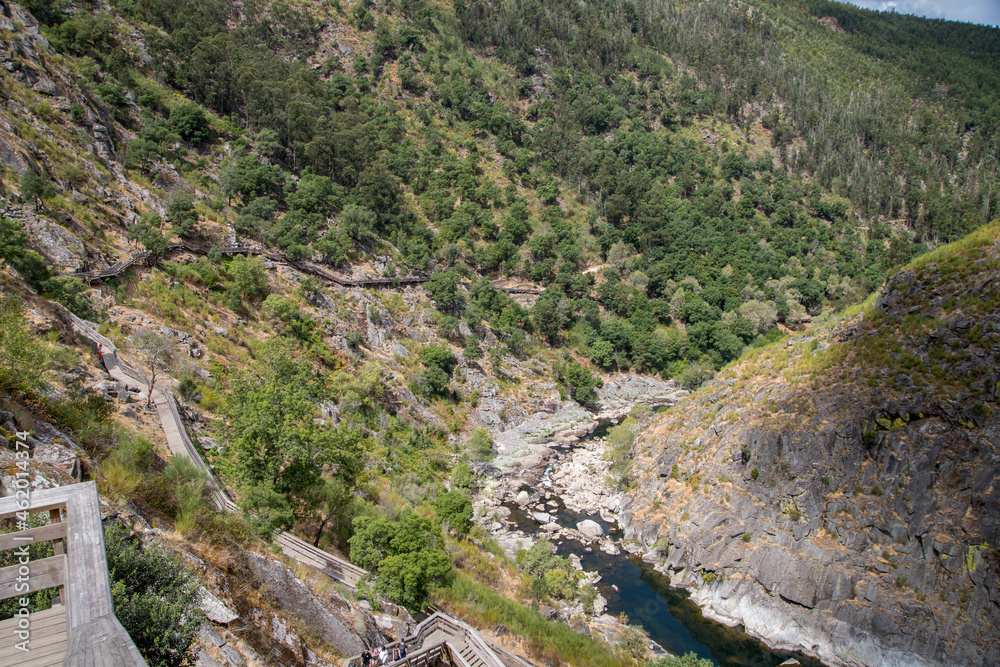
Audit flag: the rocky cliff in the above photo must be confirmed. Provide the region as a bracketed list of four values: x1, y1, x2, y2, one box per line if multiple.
[620, 222, 1000, 666]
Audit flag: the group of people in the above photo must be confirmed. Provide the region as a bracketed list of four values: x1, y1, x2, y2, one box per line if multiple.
[360, 643, 407, 666]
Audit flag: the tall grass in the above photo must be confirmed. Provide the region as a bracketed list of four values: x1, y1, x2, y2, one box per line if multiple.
[904, 219, 999, 271]
[434, 573, 631, 667]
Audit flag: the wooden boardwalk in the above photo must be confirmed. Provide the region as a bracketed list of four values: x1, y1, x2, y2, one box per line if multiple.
[0, 605, 66, 666]
[343, 612, 534, 667]
[69, 243, 429, 288]
[61, 310, 369, 589]
[0, 483, 146, 666]
[66, 242, 543, 296]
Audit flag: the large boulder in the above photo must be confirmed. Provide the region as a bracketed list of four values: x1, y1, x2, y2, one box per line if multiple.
[576, 519, 604, 540]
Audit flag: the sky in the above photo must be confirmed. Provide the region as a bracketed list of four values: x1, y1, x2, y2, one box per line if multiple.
[836, 0, 1000, 27]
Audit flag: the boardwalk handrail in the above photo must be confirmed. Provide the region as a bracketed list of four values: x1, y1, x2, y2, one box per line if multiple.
[68, 243, 429, 288]
[66, 242, 537, 295]
[343, 612, 533, 667]
[0, 483, 147, 666]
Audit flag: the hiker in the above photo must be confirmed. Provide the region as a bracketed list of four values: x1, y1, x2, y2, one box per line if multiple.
[398, 644, 407, 660]
[379, 646, 388, 664]
[360, 648, 370, 667]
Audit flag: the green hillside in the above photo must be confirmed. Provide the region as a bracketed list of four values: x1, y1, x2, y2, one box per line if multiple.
[11, 0, 995, 376]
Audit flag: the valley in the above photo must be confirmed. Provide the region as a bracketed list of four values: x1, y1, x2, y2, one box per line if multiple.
[0, 0, 997, 665]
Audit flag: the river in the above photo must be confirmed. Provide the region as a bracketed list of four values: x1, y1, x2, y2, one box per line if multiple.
[499, 426, 824, 667]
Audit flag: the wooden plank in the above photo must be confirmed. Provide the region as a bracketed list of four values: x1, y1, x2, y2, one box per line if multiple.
[0, 554, 65, 600]
[0, 631, 67, 660]
[64, 483, 114, 628]
[0, 495, 74, 522]
[19, 652, 67, 667]
[0, 522, 68, 552]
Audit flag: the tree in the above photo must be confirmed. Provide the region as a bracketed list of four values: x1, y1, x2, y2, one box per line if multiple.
[417, 344, 458, 397]
[168, 102, 210, 143]
[338, 204, 378, 244]
[0, 217, 52, 288]
[130, 331, 175, 407]
[590, 339, 616, 369]
[738, 299, 778, 335]
[467, 427, 494, 462]
[424, 269, 464, 313]
[227, 255, 269, 303]
[553, 359, 602, 406]
[104, 523, 202, 667]
[288, 173, 339, 214]
[21, 173, 56, 211]
[165, 191, 197, 237]
[126, 138, 160, 172]
[349, 511, 452, 609]
[434, 490, 472, 533]
[607, 242, 636, 271]
[532, 298, 563, 343]
[222, 340, 333, 506]
[128, 212, 169, 257]
[0, 295, 47, 392]
[604, 417, 637, 489]
[309, 427, 368, 546]
[451, 461, 474, 489]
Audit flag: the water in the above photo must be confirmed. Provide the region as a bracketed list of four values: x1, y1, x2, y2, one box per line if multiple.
[501, 427, 824, 667]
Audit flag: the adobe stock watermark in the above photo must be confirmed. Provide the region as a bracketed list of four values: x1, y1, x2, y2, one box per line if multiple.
[10, 427, 34, 653]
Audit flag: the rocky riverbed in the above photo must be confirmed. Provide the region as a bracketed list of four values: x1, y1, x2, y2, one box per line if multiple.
[472, 376, 822, 665]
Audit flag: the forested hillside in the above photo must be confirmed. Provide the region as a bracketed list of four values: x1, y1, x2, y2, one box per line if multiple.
[11, 0, 996, 375]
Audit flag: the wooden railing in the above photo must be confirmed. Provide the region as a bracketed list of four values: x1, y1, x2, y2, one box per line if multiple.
[343, 612, 533, 667]
[0, 483, 146, 666]
[69, 243, 429, 288]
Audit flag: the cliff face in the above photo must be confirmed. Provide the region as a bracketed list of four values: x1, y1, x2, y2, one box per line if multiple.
[621, 223, 1000, 667]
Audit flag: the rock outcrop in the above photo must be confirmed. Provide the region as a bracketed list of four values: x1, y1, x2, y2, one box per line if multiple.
[621, 228, 1000, 667]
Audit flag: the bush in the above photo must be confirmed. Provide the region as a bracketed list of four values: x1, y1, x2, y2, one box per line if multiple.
[168, 102, 210, 143]
[417, 345, 458, 397]
[648, 652, 714, 667]
[451, 461, 474, 489]
[104, 523, 203, 667]
[241, 483, 296, 538]
[552, 359, 603, 407]
[345, 330, 365, 348]
[604, 418, 637, 490]
[435, 490, 473, 533]
[467, 428, 495, 462]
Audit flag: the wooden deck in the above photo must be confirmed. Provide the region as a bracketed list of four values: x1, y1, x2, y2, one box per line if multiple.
[0, 605, 67, 666]
[0, 483, 146, 666]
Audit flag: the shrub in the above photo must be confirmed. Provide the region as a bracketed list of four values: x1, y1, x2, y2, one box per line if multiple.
[345, 330, 365, 348]
[604, 418, 637, 490]
[240, 483, 296, 538]
[104, 523, 203, 667]
[451, 461, 474, 489]
[552, 359, 603, 407]
[467, 428, 495, 462]
[648, 652, 714, 667]
[435, 490, 473, 533]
